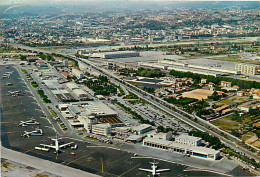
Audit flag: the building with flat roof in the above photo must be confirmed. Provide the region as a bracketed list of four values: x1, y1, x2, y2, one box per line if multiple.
[92, 51, 140, 59]
[132, 124, 153, 134]
[26, 56, 39, 62]
[72, 68, 85, 79]
[143, 137, 220, 160]
[235, 63, 259, 75]
[84, 101, 118, 118]
[148, 132, 173, 140]
[92, 123, 111, 136]
[66, 82, 79, 90]
[73, 89, 88, 99]
[175, 134, 202, 146]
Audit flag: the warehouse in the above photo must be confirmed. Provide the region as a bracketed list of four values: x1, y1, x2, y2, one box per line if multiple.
[84, 101, 118, 118]
[92, 51, 140, 59]
[143, 137, 220, 160]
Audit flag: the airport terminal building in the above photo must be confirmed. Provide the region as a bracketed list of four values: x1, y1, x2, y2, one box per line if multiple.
[143, 137, 220, 160]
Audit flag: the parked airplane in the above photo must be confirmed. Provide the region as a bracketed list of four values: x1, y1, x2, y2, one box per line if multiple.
[18, 118, 40, 127]
[22, 127, 43, 137]
[5, 82, 13, 86]
[139, 161, 170, 176]
[8, 90, 23, 96]
[36, 136, 74, 153]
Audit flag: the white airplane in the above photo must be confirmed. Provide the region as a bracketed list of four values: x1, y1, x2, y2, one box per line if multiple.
[18, 118, 40, 127]
[37, 136, 74, 153]
[22, 127, 43, 137]
[139, 161, 170, 176]
[5, 82, 13, 86]
[8, 90, 23, 96]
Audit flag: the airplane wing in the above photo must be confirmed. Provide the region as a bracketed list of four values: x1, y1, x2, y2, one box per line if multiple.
[59, 142, 73, 148]
[139, 168, 153, 173]
[156, 169, 170, 172]
[40, 144, 56, 149]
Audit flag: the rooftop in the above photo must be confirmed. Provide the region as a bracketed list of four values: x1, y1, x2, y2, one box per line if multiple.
[176, 134, 202, 142]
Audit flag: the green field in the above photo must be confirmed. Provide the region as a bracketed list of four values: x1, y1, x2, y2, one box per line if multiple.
[212, 115, 239, 132]
[215, 95, 249, 107]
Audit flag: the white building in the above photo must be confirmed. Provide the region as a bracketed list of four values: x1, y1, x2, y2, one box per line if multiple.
[235, 63, 258, 75]
[72, 68, 85, 79]
[92, 123, 111, 136]
[148, 132, 172, 140]
[63, 59, 68, 67]
[73, 89, 88, 99]
[92, 51, 140, 59]
[175, 134, 202, 146]
[132, 124, 153, 134]
[84, 101, 118, 118]
[143, 137, 220, 160]
[66, 82, 79, 90]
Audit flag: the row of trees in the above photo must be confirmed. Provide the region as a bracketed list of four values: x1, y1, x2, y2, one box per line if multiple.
[84, 76, 117, 96]
[136, 68, 166, 78]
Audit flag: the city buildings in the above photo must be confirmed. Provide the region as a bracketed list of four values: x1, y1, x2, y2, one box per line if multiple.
[235, 63, 259, 75]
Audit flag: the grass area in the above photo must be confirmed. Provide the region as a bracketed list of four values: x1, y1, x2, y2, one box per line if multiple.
[252, 139, 260, 149]
[50, 110, 57, 116]
[114, 143, 122, 146]
[126, 81, 138, 86]
[215, 95, 249, 107]
[1, 160, 12, 169]
[211, 55, 260, 65]
[21, 69, 27, 73]
[212, 115, 239, 132]
[241, 132, 255, 141]
[84, 136, 98, 141]
[37, 90, 51, 103]
[31, 81, 38, 88]
[123, 92, 139, 99]
[34, 174, 49, 177]
[60, 124, 65, 128]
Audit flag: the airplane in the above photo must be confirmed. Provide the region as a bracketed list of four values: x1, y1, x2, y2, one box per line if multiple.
[22, 127, 43, 137]
[8, 90, 23, 96]
[36, 136, 74, 153]
[139, 161, 170, 176]
[5, 82, 13, 86]
[18, 118, 40, 127]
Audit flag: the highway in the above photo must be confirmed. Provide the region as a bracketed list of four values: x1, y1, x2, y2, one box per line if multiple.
[9, 44, 260, 162]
